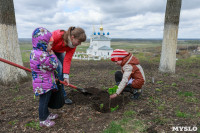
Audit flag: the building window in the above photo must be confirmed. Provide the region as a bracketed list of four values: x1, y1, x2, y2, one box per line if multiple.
[108, 52, 109, 55]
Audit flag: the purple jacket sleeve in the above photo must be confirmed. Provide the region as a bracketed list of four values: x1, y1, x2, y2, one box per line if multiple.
[39, 52, 58, 71]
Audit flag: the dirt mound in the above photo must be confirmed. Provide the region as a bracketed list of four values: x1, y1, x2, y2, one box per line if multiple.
[68, 87, 130, 113]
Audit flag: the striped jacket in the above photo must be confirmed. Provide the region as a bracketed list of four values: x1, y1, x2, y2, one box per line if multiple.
[116, 53, 145, 95]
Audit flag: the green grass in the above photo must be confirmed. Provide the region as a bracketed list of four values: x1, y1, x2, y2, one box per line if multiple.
[177, 91, 194, 97]
[156, 81, 163, 84]
[185, 97, 198, 103]
[19, 43, 32, 51]
[176, 56, 200, 66]
[175, 110, 191, 118]
[13, 96, 24, 101]
[171, 82, 177, 87]
[76, 45, 90, 52]
[155, 88, 162, 92]
[8, 120, 18, 125]
[157, 105, 165, 111]
[123, 110, 136, 117]
[104, 108, 146, 133]
[129, 120, 146, 132]
[109, 70, 116, 75]
[179, 77, 185, 81]
[177, 91, 198, 103]
[148, 96, 160, 104]
[111, 41, 161, 50]
[152, 116, 169, 125]
[21, 51, 31, 62]
[188, 73, 198, 78]
[25, 121, 41, 130]
[103, 121, 126, 133]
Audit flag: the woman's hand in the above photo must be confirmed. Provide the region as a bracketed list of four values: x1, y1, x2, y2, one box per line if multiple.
[110, 93, 118, 99]
[64, 78, 69, 86]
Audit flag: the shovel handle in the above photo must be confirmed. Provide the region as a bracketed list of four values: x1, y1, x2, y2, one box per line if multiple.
[57, 80, 78, 89]
[0, 57, 31, 72]
[0, 57, 79, 89]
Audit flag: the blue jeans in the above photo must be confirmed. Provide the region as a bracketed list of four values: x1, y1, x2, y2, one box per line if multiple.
[39, 90, 52, 121]
[55, 52, 67, 97]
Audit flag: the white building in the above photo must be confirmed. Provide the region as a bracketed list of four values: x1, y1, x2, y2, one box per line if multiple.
[87, 25, 113, 58]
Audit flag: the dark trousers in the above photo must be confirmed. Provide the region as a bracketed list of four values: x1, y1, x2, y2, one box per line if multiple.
[55, 52, 67, 97]
[39, 90, 52, 121]
[115, 71, 133, 93]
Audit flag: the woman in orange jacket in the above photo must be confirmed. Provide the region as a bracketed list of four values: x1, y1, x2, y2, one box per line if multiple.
[47, 26, 86, 104]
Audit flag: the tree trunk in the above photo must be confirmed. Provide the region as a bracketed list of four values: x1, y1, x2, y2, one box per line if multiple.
[159, 0, 182, 73]
[0, 0, 27, 85]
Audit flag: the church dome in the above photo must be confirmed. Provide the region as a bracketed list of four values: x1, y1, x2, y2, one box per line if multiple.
[94, 32, 96, 35]
[98, 32, 100, 35]
[103, 32, 105, 35]
[100, 26, 103, 31]
[107, 32, 110, 35]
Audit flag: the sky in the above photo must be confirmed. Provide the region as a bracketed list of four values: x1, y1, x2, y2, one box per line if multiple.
[13, 0, 200, 39]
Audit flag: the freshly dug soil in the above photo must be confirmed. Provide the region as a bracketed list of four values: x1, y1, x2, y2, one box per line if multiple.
[68, 87, 130, 113]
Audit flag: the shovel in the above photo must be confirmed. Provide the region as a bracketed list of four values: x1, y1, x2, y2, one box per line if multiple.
[57, 79, 91, 95]
[0, 57, 89, 95]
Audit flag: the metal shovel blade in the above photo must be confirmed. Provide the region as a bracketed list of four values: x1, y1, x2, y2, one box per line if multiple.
[77, 88, 92, 95]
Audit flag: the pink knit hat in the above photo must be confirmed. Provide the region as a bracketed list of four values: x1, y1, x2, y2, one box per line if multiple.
[111, 49, 129, 62]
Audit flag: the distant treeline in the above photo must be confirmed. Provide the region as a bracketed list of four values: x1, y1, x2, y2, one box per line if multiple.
[18, 38, 200, 44]
[19, 38, 32, 44]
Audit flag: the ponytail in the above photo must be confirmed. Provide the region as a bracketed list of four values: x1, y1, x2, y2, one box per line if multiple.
[62, 26, 87, 43]
[68, 26, 86, 42]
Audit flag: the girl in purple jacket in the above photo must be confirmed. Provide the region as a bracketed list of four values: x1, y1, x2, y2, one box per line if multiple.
[30, 27, 58, 127]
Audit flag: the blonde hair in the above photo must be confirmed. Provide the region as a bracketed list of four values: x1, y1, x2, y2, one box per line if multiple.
[62, 26, 86, 43]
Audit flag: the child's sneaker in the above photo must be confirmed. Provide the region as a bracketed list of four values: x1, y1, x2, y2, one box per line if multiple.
[47, 113, 58, 120]
[40, 119, 55, 127]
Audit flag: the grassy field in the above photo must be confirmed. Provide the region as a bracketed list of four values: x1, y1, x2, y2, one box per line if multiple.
[20, 39, 200, 63]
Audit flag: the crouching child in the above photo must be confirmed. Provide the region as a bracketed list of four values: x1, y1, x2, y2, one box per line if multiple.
[110, 49, 145, 100]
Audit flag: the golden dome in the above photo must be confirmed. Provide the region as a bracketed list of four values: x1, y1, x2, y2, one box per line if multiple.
[100, 26, 103, 31]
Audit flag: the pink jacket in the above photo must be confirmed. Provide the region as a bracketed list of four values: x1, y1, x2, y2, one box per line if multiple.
[30, 27, 58, 96]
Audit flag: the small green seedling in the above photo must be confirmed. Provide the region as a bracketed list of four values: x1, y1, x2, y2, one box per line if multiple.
[156, 81, 163, 84]
[171, 82, 177, 87]
[100, 103, 104, 110]
[110, 105, 119, 112]
[108, 85, 118, 95]
[8, 120, 18, 125]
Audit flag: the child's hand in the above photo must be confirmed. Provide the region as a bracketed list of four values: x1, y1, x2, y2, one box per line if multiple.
[110, 93, 118, 99]
[47, 42, 53, 52]
[49, 50, 55, 55]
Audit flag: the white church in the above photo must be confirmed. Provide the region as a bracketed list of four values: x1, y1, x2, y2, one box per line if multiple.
[86, 25, 113, 58]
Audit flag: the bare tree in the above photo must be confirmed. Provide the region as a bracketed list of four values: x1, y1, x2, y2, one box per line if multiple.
[0, 0, 27, 85]
[159, 0, 182, 73]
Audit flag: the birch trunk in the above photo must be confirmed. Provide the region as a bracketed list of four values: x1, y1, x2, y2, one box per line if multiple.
[0, 0, 27, 85]
[159, 0, 182, 73]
